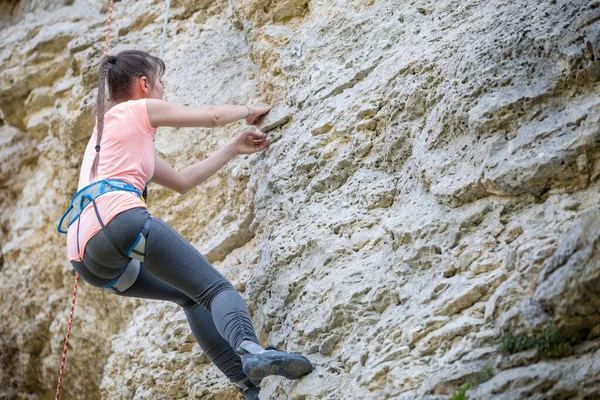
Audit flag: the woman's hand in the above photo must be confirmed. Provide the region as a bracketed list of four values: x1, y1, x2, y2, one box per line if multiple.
[245, 105, 271, 125]
[228, 130, 268, 155]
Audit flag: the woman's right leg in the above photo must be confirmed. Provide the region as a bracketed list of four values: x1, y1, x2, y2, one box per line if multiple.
[79, 208, 258, 353]
[79, 207, 312, 380]
[73, 207, 250, 384]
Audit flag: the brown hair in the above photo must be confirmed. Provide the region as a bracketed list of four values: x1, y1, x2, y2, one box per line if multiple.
[90, 50, 166, 181]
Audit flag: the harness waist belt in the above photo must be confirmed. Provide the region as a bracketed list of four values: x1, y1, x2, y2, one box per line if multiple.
[57, 179, 141, 234]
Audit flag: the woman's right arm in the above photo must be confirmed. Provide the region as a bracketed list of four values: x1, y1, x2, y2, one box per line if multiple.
[152, 129, 268, 194]
[146, 99, 270, 128]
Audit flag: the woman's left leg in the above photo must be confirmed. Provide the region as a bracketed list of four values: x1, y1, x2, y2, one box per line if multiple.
[141, 217, 259, 351]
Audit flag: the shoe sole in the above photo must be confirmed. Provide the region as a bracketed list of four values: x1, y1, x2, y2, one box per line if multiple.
[242, 353, 314, 380]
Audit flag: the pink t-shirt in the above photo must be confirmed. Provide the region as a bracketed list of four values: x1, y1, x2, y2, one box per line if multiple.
[67, 99, 156, 261]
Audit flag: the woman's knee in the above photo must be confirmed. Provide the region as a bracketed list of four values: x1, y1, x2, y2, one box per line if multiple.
[179, 297, 198, 309]
[196, 280, 237, 310]
[143, 218, 238, 307]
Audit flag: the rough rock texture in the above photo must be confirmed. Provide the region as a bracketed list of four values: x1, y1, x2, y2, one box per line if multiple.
[1, 0, 600, 399]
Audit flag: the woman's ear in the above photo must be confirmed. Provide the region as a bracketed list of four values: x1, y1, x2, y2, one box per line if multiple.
[140, 76, 150, 95]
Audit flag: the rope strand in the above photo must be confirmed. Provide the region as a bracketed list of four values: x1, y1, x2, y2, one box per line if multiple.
[54, 274, 79, 399]
[104, 0, 115, 55]
[160, 0, 171, 59]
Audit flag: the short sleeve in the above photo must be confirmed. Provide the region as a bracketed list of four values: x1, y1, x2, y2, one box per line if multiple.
[127, 99, 156, 137]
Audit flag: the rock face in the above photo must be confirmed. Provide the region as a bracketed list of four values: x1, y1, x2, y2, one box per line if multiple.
[1, 0, 600, 399]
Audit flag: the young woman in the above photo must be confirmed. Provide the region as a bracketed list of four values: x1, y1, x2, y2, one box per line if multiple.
[61, 50, 313, 399]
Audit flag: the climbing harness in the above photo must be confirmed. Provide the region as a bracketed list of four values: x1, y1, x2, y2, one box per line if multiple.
[56, 178, 149, 265]
[57, 179, 141, 234]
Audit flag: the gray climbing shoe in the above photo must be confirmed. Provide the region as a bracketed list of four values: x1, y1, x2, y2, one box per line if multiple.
[237, 347, 314, 380]
[236, 377, 260, 400]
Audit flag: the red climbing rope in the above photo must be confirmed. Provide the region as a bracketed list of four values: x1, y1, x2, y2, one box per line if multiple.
[55, 1, 115, 398]
[104, 0, 115, 56]
[54, 274, 79, 399]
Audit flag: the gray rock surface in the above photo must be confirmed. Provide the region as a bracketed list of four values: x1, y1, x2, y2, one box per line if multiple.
[1, 0, 600, 399]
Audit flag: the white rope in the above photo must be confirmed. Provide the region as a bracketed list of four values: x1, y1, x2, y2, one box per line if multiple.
[159, 0, 171, 59]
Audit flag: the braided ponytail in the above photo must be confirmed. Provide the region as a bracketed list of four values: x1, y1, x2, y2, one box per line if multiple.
[90, 55, 112, 181]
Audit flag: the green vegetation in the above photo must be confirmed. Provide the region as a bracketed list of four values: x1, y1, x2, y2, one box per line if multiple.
[499, 327, 569, 356]
[449, 383, 471, 400]
[449, 365, 494, 400]
[417, 8, 428, 15]
[451, 327, 571, 399]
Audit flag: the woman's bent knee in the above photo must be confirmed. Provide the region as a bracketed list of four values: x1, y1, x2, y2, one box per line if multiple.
[195, 280, 237, 310]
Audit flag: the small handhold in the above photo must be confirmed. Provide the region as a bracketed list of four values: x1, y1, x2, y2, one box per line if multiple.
[257, 106, 294, 133]
[443, 265, 457, 278]
[311, 122, 333, 136]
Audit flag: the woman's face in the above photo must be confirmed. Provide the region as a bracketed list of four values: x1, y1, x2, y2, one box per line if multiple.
[148, 76, 164, 100]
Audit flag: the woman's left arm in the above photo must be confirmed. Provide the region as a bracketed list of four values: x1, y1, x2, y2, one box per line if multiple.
[153, 130, 268, 194]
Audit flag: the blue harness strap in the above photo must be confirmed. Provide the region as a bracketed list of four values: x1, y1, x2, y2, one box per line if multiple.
[104, 258, 141, 293]
[126, 217, 151, 262]
[105, 217, 151, 293]
[57, 179, 140, 234]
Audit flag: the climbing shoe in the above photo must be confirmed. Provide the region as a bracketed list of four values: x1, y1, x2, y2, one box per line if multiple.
[236, 377, 260, 400]
[237, 346, 314, 380]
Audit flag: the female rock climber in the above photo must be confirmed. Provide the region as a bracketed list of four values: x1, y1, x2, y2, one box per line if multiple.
[60, 50, 313, 399]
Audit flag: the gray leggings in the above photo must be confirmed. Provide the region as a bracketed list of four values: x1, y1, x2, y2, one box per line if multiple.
[70, 207, 257, 383]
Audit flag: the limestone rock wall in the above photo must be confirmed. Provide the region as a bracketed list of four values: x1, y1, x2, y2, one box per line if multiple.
[1, 0, 599, 399]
